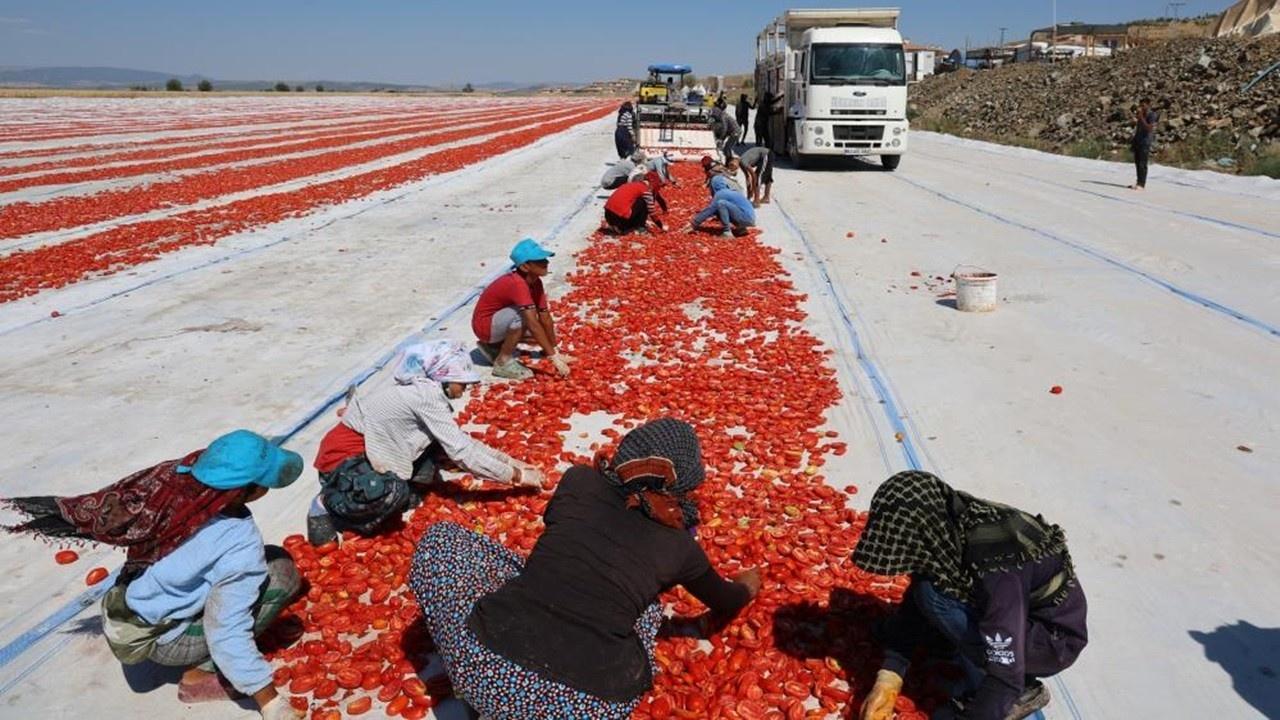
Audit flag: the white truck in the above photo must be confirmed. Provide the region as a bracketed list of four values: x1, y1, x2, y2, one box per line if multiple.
[755, 8, 909, 170]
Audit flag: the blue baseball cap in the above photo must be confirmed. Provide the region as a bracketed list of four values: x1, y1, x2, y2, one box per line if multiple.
[510, 237, 555, 266]
[184, 429, 303, 491]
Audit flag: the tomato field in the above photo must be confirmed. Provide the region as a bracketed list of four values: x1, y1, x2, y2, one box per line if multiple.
[0, 96, 611, 303]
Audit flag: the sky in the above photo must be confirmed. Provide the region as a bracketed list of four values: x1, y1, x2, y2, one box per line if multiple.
[0, 1, 1226, 85]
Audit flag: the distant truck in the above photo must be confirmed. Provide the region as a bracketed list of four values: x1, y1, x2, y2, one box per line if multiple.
[755, 8, 909, 170]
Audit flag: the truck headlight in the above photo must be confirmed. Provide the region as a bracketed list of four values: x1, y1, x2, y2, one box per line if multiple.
[814, 126, 824, 136]
[891, 139, 901, 147]
[892, 126, 904, 136]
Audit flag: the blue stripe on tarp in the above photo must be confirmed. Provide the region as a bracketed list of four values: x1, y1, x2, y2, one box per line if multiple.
[0, 173, 602, 693]
[913, 147, 1280, 241]
[775, 199, 925, 472]
[774, 196, 1083, 720]
[895, 174, 1280, 340]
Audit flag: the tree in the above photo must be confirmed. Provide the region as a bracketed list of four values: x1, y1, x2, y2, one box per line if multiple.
[294, 85, 304, 92]
[197, 79, 213, 92]
[462, 82, 475, 93]
[165, 78, 184, 92]
[315, 84, 325, 92]
[274, 82, 290, 92]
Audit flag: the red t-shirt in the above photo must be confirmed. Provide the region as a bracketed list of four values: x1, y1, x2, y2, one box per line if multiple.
[604, 180, 648, 218]
[472, 271, 548, 340]
[314, 422, 366, 473]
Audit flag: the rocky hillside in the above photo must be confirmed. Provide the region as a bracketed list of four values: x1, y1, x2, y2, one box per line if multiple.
[909, 34, 1280, 174]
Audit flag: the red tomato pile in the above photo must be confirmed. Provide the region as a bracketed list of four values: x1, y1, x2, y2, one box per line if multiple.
[0, 104, 613, 303]
[266, 162, 942, 719]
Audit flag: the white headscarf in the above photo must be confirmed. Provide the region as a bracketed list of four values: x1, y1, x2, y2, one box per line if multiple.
[393, 340, 480, 385]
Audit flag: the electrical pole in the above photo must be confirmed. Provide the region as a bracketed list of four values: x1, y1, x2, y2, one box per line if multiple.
[1168, 2, 1186, 19]
[1051, 0, 1058, 63]
[999, 27, 1008, 46]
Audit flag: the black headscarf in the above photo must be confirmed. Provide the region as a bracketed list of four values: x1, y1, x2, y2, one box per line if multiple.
[852, 471, 1075, 604]
[596, 418, 704, 530]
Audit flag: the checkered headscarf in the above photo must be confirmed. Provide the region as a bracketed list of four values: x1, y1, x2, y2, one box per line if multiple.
[600, 418, 705, 529]
[853, 471, 1071, 602]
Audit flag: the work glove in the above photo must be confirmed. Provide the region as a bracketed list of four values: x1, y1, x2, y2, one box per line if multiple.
[860, 669, 903, 720]
[260, 694, 304, 720]
[512, 461, 548, 490]
[549, 353, 571, 378]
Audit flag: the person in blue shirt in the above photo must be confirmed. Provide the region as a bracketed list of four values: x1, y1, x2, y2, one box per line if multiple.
[690, 171, 757, 238]
[3, 430, 307, 720]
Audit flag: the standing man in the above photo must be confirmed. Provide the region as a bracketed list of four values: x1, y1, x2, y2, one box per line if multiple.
[753, 90, 781, 149]
[1130, 98, 1159, 191]
[735, 94, 753, 145]
[712, 107, 740, 162]
[472, 238, 572, 381]
[737, 145, 773, 207]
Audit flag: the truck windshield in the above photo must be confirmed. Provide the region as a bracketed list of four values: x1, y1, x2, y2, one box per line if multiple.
[810, 43, 905, 86]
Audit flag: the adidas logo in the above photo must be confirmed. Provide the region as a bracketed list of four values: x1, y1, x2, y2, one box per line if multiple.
[985, 633, 1016, 665]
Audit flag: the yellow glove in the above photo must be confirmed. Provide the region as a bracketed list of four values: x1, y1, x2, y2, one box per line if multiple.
[860, 669, 903, 720]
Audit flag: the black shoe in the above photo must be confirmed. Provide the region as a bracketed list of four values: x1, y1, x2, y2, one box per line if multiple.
[1006, 680, 1050, 720]
[307, 513, 338, 546]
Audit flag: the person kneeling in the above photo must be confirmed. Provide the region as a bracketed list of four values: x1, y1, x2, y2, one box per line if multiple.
[853, 471, 1088, 720]
[602, 170, 668, 236]
[691, 173, 756, 238]
[4, 430, 309, 720]
[308, 340, 545, 544]
[410, 418, 761, 720]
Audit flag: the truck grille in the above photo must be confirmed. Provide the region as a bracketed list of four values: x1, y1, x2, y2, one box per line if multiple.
[832, 109, 886, 116]
[833, 125, 884, 141]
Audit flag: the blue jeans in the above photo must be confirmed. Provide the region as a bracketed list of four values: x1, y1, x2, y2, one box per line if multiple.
[910, 580, 986, 696]
[692, 199, 753, 232]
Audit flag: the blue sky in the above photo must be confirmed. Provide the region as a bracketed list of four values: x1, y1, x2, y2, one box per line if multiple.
[0, 1, 1223, 84]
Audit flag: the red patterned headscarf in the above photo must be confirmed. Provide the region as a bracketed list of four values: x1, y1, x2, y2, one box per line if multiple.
[4, 451, 244, 577]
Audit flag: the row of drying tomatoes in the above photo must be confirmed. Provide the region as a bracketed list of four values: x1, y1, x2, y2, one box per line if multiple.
[0, 104, 614, 304]
[0, 105, 510, 188]
[263, 163, 938, 719]
[0, 104, 602, 238]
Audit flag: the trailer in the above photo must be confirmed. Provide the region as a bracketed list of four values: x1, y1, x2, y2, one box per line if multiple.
[756, 8, 909, 169]
[634, 63, 718, 158]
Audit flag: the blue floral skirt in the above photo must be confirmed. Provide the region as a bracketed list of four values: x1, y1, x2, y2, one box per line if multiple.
[409, 522, 662, 720]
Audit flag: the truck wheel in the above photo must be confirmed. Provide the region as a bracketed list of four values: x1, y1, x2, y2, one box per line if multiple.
[880, 155, 901, 171]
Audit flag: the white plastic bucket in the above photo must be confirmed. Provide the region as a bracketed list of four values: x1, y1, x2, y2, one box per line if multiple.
[953, 266, 998, 312]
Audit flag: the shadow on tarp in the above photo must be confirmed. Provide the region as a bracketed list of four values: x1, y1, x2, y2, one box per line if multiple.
[1189, 621, 1280, 719]
[771, 587, 953, 715]
[1081, 180, 1133, 189]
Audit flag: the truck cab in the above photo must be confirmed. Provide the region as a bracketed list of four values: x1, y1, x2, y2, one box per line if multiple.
[757, 9, 909, 170]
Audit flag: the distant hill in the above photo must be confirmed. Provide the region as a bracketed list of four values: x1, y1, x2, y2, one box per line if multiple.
[0, 66, 567, 92]
[0, 66, 208, 88]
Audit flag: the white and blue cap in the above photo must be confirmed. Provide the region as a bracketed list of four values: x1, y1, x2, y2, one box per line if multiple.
[510, 237, 554, 266]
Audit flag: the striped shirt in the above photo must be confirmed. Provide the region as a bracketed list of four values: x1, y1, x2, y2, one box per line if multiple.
[341, 379, 514, 483]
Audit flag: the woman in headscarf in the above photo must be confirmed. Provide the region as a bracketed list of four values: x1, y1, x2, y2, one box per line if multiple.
[2, 430, 308, 720]
[852, 471, 1088, 720]
[615, 101, 637, 158]
[307, 339, 545, 545]
[410, 418, 761, 720]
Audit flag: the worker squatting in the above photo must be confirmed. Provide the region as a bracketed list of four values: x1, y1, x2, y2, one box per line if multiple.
[2, 138, 1086, 720]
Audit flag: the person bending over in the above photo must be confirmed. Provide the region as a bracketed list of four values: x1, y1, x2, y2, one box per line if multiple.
[410, 418, 761, 720]
[853, 471, 1087, 720]
[691, 172, 756, 238]
[308, 340, 545, 544]
[737, 145, 774, 207]
[602, 170, 668, 236]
